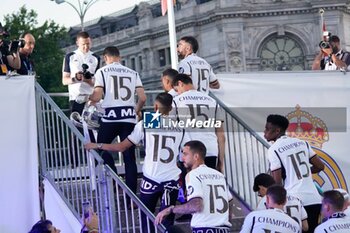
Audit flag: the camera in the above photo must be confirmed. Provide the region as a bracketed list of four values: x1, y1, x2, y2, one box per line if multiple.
[319, 41, 330, 49]
[0, 23, 25, 56]
[82, 63, 92, 79]
[319, 31, 331, 49]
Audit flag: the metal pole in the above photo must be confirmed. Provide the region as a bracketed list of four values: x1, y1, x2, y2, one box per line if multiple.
[166, 0, 178, 69]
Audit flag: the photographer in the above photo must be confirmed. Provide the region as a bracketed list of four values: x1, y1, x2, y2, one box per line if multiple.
[312, 35, 350, 71]
[17, 32, 35, 75]
[62, 31, 100, 115]
[0, 23, 21, 75]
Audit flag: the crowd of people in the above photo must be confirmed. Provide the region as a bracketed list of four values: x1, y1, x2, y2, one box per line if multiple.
[22, 29, 350, 232]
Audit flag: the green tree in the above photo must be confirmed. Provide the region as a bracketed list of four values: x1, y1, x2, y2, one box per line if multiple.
[3, 6, 69, 108]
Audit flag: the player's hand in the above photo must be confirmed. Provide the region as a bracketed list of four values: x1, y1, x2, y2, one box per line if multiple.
[75, 72, 83, 81]
[84, 209, 98, 230]
[154, 206, 172, 225]
[136, 110, 142, 121]
[321, 47, 333, 56]
[85, 143, 97, 150]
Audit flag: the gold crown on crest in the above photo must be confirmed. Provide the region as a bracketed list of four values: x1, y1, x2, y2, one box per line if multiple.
[286, 105, 329, 148]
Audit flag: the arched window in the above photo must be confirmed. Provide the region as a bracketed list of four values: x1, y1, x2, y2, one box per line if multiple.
[259, 34, 305, 71]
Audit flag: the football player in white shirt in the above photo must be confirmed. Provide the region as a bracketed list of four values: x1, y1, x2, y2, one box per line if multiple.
[253, 173, 308, 231]
[264, 114, 325, 233]
[161, 68, 178, 97]
[86, 92, 188, 232]
[315, 190, 350, 233]
[241, 185, 301, 233]
[89, 46, 146, 195]
[177, 36, 220, 94]
[155, 140, 233, 233]
[62, 31, 100, 115]
[172, 74, 225, 172]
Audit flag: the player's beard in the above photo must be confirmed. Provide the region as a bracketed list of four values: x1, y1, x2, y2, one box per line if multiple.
[178, 52, 185, 60]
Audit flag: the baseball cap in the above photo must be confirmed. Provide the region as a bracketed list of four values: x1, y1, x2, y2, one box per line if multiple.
[253, 173, 276, 192]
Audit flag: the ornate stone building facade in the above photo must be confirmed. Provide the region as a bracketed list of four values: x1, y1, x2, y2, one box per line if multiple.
[65, 0, 350, 89]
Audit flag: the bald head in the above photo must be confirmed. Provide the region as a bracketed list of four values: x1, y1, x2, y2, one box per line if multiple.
[20, 33, 35, 56]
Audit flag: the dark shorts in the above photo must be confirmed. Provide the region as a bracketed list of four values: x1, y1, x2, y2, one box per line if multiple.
[192, 227, 230, 233]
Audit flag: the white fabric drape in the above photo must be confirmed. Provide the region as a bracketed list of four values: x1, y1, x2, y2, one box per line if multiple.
[0, 76, 40, 233]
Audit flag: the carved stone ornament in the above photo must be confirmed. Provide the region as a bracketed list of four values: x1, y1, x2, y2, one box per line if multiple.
[230, 56, 242, 68]
[137, 2, 152, 19]
[226, 33, 241, 52]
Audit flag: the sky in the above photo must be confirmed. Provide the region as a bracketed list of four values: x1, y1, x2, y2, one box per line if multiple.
[0, 0, 144, 28]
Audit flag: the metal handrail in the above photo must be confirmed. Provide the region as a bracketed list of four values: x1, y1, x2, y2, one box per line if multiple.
[36, 82, 166, 232]
[45, 88, 270, 209]
[210, 92, 270, 148]
[209, 92, 270, 209]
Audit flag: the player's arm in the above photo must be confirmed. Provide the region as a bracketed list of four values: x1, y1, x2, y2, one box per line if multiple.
[271, 169, 283, 186]
[209, 69, 220, 89]
[89, 86, 103, 103]
[6, 52, 21, 70]
[268, 150, 283, 185]
[309, 154, 324, 173]
[216, 124, 225, 173]
[62, 56, 75, 85]
[312, 51, 323, 70]
[331, 53, 348, 70]
[84, 138, 133, 152]
[302, 219, 309, 232]
[154, 197, 203, 225]
[135, 87, 146, 116]
[209, 79, 220, 89]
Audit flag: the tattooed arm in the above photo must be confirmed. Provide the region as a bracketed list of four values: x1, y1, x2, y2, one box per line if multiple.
[154, 197, 203, 225]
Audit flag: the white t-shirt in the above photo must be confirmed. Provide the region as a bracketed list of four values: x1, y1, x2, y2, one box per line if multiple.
[323, 50, 350, 71]
[314, 214, 350, 233]
[256, 194, 307, 229]
[268, 136, 322, 205]
[178, 53, 217, 94]
[173, 90, 224, 157]
[94, 62, 143, 123]
[127, 118, 189, 183]
[168, 88, 178, 97]
[186, 164, 232, 228]
[240, 208, 301, 233]
[63, 49, 100, 101]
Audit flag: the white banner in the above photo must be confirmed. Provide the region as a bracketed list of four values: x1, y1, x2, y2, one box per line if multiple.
[44, 179, 82, 233]
[214, 71, 350, 192]
[0, 76, 40, 232]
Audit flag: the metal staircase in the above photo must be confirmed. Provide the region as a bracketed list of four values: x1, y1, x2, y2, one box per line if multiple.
[35, 82, 270, 232]
[35, 82, 166, 233]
